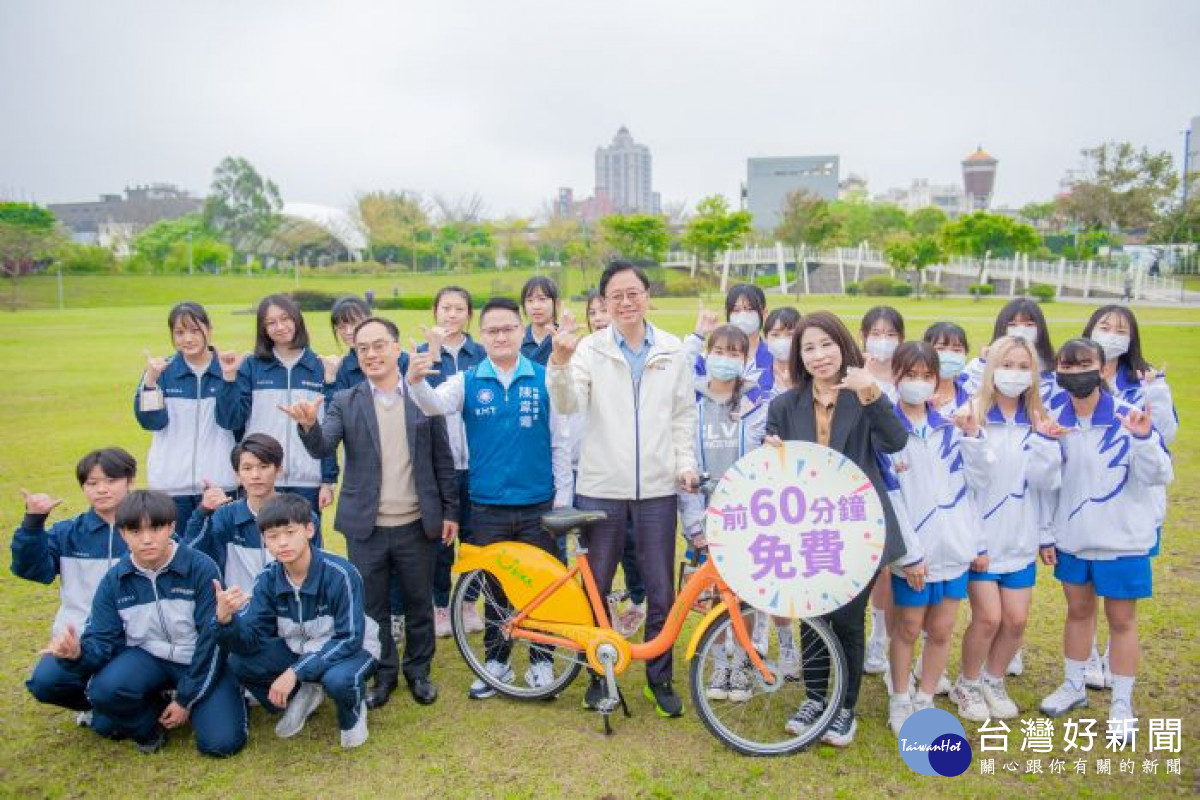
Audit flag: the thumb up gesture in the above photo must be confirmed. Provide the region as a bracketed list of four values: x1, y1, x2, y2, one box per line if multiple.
[213, 579, 249, 625]
[199, 480, 231, 513]
[279, 395, 324, 430]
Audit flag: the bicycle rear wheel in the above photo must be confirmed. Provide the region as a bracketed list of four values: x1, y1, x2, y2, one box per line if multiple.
[689, 604, 847, 756]
[450, 569, 583, 700]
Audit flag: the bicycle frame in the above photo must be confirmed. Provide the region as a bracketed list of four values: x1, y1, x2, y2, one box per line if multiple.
[498, 545, 775, 683]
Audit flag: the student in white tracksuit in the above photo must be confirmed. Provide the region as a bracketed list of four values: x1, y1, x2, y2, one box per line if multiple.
[1034, 338, 1173, 746]
[883, 342, 988, 736]
[1076, 304, 1180, 689]
[949, 335, 1056, 722]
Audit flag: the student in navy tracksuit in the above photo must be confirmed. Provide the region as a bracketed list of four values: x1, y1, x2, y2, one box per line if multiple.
[135, 302, 239, 524]
[41, 491, 246, 756]
[1035, 339, 1173, 744]
[215, 494, 380, 748]
[14, 448, 137, 722]
[327, 296, 373, 397]
[408, 297, 573, 699]
[884, 342, 988, 736]
[418, 286, 486, 637]
[184, 433, 322, 593]
[216, 294, 337, 516]
[519, 275, 557, 365]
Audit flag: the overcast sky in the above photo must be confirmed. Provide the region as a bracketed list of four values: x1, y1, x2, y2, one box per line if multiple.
[2, 0, 1197, 218]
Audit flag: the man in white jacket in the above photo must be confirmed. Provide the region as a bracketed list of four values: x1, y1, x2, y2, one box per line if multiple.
[547, 261, 698, 717]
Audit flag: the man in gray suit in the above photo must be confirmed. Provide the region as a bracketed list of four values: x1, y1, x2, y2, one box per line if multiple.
[281, 317, 459, 709]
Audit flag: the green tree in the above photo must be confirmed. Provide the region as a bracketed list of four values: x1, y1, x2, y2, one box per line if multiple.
[909, 207, 948, 237]
[55, 242, 117, 274]
[203, 156, 283, 255]
[884, 233, 943, 295]
[356, 191, 430, 268]
[940, 211, 1039, 259]
[0, 202, 63, 306]
[1019, 201, 1059, 229]
[491, 217, 536, 268]
[598, 214, 670, 263]
[825, 199, 909, 246]
[1058, 142, 1179, 232]
[133, 213, 208, 265]
[774, 190, 839, 249]
[1148, 173, 1200, 245]
[681, 195, 753, 272]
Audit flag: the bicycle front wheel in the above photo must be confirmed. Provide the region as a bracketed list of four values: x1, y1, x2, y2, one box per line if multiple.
[450, 569, 583, 700]
[689, 604, 848, 756]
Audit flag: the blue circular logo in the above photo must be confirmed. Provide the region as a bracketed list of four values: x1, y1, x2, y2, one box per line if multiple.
[897, 708, 972, 777]
[476, 388, 495, 405]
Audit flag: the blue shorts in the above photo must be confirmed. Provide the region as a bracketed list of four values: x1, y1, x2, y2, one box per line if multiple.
[968, 561, 1038, 590]
[1054, 550, 1152, 600]
[1149, 526, 1162, 558]
[891, 571, 969, 607]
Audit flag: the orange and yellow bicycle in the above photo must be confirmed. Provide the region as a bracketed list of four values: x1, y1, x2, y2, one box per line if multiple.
[448, 507, 848, 756]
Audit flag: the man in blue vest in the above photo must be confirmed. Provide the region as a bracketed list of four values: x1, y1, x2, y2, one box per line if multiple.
[407, 297, 572, 700]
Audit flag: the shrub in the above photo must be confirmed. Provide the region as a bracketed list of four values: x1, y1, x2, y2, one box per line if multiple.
[289, 290, 338, 311]
[373, 295, 437, 311]
[968, 283, 995, 297]
[891, 282, 913, 297]
[925, 283, 948, 298]
[861, 275, 913, 297]
[845, 281, 862, 296]
[1029, 282, 1056, 303]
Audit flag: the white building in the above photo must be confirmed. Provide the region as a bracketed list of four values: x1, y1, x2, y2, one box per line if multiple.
[873, 178, 967, 215]
[595, 126, 660, 214]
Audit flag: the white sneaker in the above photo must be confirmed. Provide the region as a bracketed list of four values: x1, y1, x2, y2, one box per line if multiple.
[911, 692, 936, 713]
[981, 679, 1020, 719]
[1007, 649, 1024, 677]
[706, 662, 731, 700]
[728, 657, 752, 703]
[524, 660, 554, 689]
[864, 638, 889, 674]
[275, 683, 325, 738]
[888, 693, 914, 736]
[1100, 650, 1113, 689]
[1040, 681, 1088, 717]
[339, 702, 368, 749]
[1107, 699, 1136, 747]
[777, 641, 800, 680]
[1084, 647, 1105, 689]
[467, 659, 513, 700]
[75, 710, 93, 728]
[462, 603, 485, 634]
[952, 679, 989, 722]
[434, 607, 452, 638]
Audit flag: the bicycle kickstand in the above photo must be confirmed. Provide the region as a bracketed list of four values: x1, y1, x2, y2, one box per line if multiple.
[596, 645, 628, 736]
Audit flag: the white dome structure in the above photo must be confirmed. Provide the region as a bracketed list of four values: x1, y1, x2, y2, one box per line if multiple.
[246, 202, 369, 261]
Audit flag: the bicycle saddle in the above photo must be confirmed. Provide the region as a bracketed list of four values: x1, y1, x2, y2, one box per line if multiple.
[540, 509, 608, 536]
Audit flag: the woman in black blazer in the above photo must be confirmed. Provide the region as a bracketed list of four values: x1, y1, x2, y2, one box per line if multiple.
[765, 310, 909, 747]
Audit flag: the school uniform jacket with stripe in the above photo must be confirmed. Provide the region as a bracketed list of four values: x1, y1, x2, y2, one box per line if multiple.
[214, 548, 381, 679]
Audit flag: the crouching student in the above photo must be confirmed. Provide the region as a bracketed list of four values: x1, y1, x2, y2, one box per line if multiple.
[41, 490, 247, 756]
[1035, 338, 1173, 744]
[13, 448, 136, 726]
[884, 342, 987, 736]
[214, 494, 380, 748]
[184, 433, 322, 593]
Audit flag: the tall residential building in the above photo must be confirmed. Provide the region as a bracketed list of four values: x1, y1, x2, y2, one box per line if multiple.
[746, 155, 840, 230]
[962, 146, 998, 211]
[595, 126, 660, 215]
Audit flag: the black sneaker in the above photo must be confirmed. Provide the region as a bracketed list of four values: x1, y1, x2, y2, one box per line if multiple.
[134, 726, 167, 755]
[784, 698, 826, 735]
[821, 708, 857, 747]
[642, 680, 684, 718]
[582, 674, 605, 710]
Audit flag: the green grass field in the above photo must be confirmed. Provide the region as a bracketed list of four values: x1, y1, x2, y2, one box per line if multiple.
[0, 290, 1196, 798]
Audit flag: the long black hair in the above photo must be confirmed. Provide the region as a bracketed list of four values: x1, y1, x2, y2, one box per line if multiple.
[254, 294, 311, 361]
[992, 298, 1054, 367]
[167, 302, 212, 348]
[1082, 304, 1151, 383]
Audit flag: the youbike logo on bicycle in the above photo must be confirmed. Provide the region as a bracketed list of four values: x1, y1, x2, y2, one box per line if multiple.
[897, 708, 973, 777]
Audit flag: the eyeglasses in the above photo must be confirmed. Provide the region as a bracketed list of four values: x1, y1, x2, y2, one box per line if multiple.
[481, 325, 522, 339]
[605, 289, 646, 305]
[354, 339, 395, 356]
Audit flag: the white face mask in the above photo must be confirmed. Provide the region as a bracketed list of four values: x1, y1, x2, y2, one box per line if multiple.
[897, 379, 935, 405]
[729, 310, 761, 337]
[766, 337, 792, 362]
[1006, 325, 1038, 344]
[1092, 332, 1130, 361]
[993, 368, 1033, 399]
[865, 336, 899, 360]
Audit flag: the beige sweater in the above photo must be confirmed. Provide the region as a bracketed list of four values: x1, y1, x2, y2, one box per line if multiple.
[374, 394, 421, 527]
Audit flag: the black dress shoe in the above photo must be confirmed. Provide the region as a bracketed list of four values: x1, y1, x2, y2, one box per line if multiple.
[408, 677, 438, 705]
[366, 682, 397, 709]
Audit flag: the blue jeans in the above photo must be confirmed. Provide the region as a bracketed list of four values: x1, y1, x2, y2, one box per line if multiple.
[85, 647, 247, 756]
[574, 494, 678, 684]
[228, 638, 375, 731]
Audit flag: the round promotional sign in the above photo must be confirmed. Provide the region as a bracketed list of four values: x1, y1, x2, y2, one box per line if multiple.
[705, 441, 886, 618]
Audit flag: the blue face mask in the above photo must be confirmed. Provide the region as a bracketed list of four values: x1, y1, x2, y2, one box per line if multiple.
[938, 350, 967, 379]
[706, 354, 744, 381]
